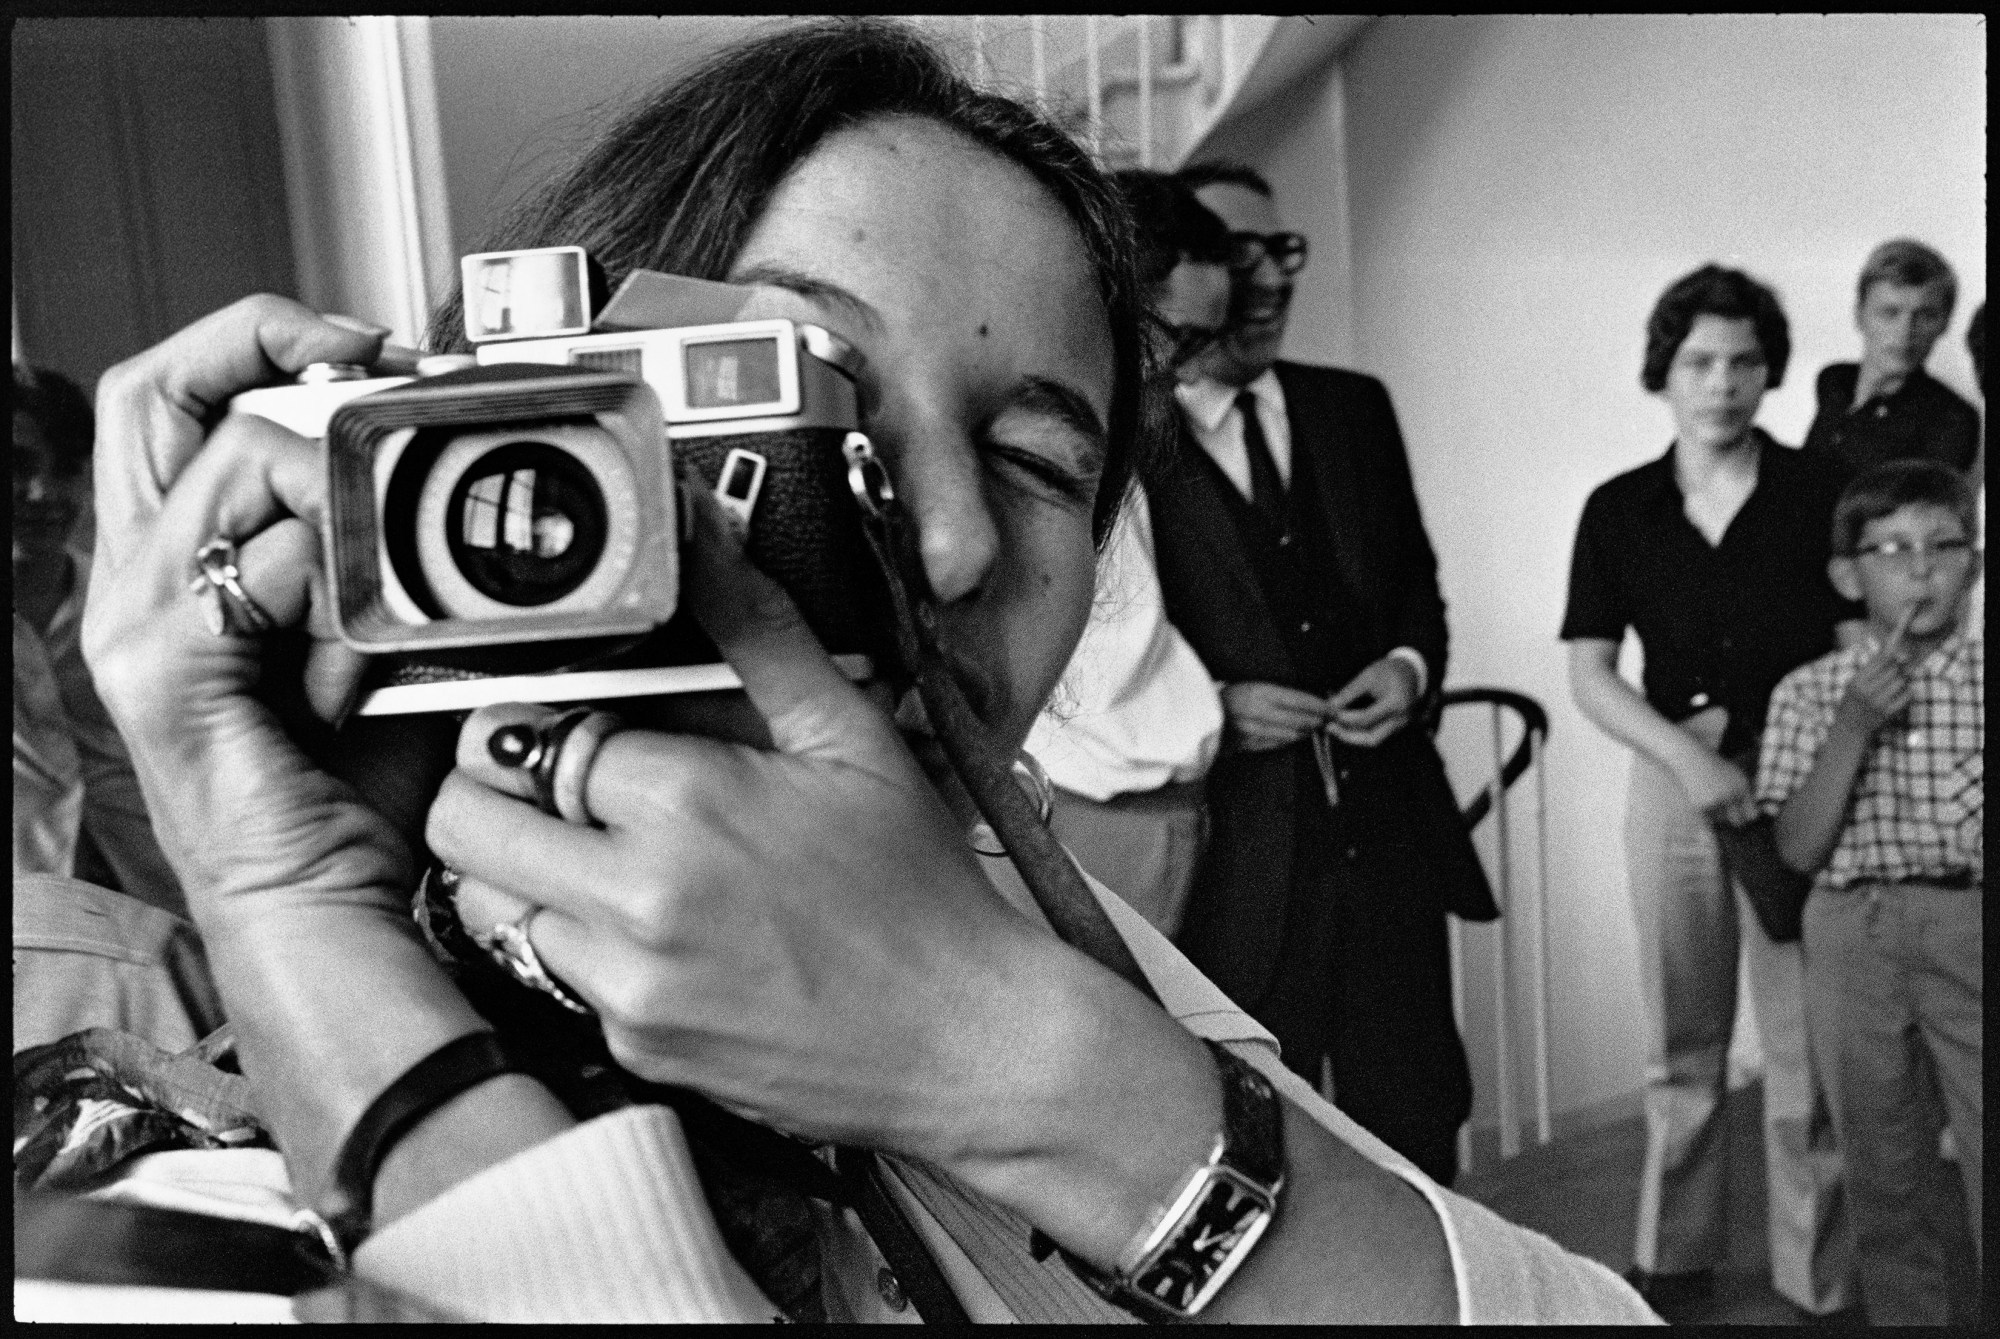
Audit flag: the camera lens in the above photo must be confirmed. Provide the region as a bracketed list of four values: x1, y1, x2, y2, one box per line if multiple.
[442, 440, 607, 606]
[405, 418, 642, 624]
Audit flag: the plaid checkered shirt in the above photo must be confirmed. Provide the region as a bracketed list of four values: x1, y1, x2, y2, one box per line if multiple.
[1756, 630, 1983, 888]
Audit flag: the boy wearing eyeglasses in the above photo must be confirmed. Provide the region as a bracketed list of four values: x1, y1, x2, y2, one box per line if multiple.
[1756, 460, 1983, 1326]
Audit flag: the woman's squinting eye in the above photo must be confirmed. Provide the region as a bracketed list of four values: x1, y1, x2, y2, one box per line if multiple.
[982, 408, 1106, 510]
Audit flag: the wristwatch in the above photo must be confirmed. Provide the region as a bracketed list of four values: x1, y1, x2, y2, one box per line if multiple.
[1055, 1040, 1287, 1319]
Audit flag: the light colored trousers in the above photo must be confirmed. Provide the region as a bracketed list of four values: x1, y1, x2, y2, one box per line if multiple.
[1047, 780, 1208, 939]
[13, 873, 224, 1057]
[1802, 881, 1981, 1326]
[1624, 737, 1853, 1313]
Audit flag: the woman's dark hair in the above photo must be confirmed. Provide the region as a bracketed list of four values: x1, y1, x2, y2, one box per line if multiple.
[1640, 264, 1790, 393]
[1830, 459, 1977, 556]
[431, 18, 1148, 547]
[12, 363, 95, 476]
[1112, 170, 1231, 288]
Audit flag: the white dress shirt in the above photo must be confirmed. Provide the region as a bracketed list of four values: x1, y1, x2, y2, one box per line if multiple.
[1174, 371, 1430, 697]
[1176, 368, 1294, 497]
[1026, 482, 1223, 801]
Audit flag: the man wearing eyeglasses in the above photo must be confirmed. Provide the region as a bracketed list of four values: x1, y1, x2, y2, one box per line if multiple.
[1140, 162, 1496, 1188]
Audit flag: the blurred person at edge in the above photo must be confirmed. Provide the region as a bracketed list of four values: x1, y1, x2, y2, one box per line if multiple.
[13, 363, 185, 917]
[1802, 239, 1979, 480]
[1562, 265, 1866, 1321]
[1022, 170, 1231, 940]
[48, 20, 1663, 1325]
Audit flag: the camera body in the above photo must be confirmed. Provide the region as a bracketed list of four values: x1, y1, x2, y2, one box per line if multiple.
[229, 248, 892, 715]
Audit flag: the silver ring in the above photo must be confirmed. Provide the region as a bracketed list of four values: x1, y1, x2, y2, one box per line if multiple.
[188, 536, 276, 637]
[410, 863, 465, 963]
[550, 710, 624, 826]
[474, 905, 593, 1015]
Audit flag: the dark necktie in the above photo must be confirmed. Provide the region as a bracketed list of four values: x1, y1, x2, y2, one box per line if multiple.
[1237, 391, 1285, 532]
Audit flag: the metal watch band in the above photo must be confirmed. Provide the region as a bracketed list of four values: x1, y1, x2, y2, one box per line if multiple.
[1045, 1039, 1287, 1320]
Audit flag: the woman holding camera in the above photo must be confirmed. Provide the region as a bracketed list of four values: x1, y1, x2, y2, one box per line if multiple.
[72, 20, 1647, 1323]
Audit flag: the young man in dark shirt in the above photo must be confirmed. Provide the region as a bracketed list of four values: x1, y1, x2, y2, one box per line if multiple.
[1802, 239, 1979, 479]
[1562, 266, 1864, 1321]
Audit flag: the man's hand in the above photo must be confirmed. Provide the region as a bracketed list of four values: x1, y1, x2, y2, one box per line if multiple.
[1832, 605, 1917, 740]
[1326, 654, 1423, 748]
[1221, 682, 1331, 752]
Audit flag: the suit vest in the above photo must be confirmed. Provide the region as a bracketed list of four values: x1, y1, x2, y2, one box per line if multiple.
[1196, 431, 1377, 698]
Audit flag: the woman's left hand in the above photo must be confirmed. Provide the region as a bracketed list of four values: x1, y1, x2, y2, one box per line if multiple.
[426, 490, 1153, 1165]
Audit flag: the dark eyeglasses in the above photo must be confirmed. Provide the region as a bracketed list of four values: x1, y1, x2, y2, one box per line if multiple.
[1851, 537, 1974, 567]
[1224, 231, 1309, 276]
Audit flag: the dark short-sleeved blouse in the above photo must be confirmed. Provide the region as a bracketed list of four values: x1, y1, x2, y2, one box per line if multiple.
[1561, 432, 1862, 759]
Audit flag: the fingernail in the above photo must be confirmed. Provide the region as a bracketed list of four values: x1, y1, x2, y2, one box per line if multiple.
[329, 678, 367, 733]
[323, 313, 391, 338]
[683, 474, 745, 553]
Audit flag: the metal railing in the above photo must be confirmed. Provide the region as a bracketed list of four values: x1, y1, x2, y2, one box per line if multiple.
[916, 15, 1221, 168]
[1434, 688, 1553, 1171]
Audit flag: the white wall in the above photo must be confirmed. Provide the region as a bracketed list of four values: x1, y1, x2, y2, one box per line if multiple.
[1333, 14, 1986, 1124]
[427, 17, 801, 255]
[1196, 59, 1358, 369]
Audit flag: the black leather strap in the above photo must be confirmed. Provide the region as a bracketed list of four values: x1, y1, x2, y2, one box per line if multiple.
[835, 1147, 972, 1324]
[16, 1192, 339, 1296]
[1209, 1041, 1285, 1184]
[323, 1031, 522, 1254]
[849, 444, 1161, 1006]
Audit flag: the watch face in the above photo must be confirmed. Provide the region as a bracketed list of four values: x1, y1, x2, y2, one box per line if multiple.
[1133, 1168, 1275, 1315]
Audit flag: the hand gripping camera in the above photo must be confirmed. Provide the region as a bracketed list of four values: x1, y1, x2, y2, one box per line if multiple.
[231, 246, 894, 716]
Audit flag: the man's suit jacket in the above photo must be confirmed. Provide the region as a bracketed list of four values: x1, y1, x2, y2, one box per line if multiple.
[1143, 362, 1497, 1010]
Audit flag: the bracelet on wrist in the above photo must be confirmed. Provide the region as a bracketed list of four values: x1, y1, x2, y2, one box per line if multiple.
[320, 1030, 524, 1256]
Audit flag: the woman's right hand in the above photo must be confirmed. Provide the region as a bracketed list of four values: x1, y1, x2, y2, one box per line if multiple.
[1673, 742, 1757, 827]
[81, 295, 413, 927]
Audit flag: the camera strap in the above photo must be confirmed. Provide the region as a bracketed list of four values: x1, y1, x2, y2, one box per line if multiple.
[844, 440, 1161, 1008]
